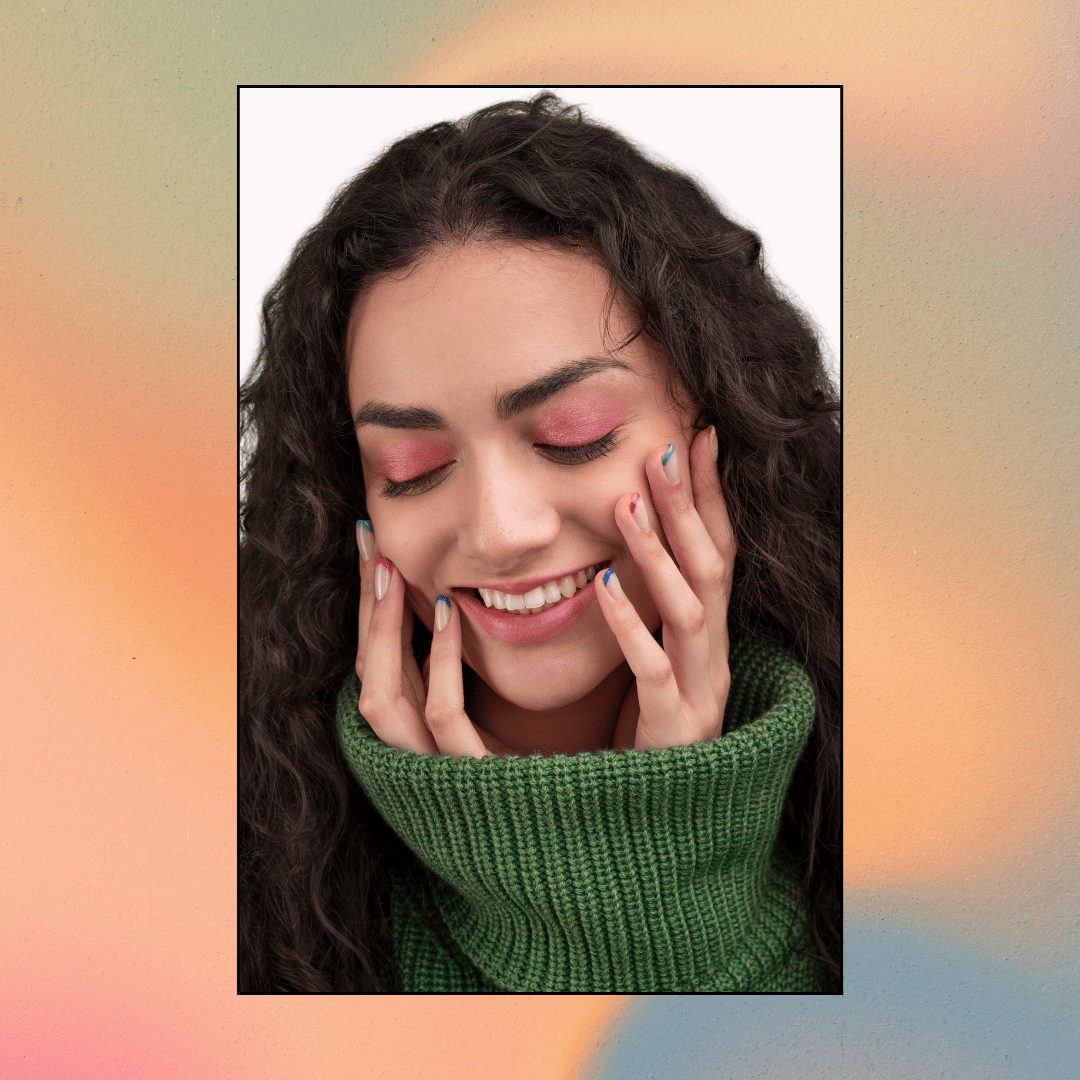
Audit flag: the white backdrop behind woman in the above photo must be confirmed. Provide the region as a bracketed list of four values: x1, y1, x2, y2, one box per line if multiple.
[239, 86, 839, 388]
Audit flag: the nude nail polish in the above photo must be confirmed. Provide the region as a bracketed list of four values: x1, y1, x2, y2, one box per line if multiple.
[434, 595, 451, 632]
[602, 567, 625, 600]
[356, 519, 375, 562]
[374, 559, 392, 601]
[661, 442, 679, 484]
[708, 426, 718, 463]
[628, 492, 649, 532]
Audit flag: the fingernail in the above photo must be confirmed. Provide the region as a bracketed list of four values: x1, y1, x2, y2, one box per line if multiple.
[434, 594, 451, 632]
[707, 426, 718, 463]
[374, 559, 392, 601]
[602, 566, 625, 600]
[356, 519, 374, 562]
[661, 442, 679, 484]
[628, 491, 649, 532]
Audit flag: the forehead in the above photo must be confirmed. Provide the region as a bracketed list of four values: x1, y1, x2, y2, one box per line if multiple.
[345, 242, 641, 397]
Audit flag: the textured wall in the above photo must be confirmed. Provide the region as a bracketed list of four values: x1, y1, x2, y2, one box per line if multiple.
[2, 1, 1077, 1077]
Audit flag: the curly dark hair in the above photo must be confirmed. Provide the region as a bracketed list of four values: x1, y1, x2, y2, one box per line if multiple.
[239, 92, 841, 993]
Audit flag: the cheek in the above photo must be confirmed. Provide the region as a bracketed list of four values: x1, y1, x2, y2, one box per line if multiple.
[578, 452, 651, 534]
[366, 508, 440, 591]
[377, 530, 440, 634]
[405, 582, 436, 632]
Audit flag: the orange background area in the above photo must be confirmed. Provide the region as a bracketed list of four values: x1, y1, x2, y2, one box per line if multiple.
[408, 0, 1074, 192]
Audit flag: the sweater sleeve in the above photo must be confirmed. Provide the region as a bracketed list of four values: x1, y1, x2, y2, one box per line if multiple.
[337, 633, 817, 993]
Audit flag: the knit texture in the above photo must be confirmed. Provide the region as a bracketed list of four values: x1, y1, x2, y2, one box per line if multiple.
[336, 633, 816, 992]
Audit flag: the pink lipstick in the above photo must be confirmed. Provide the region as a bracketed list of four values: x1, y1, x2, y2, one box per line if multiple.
[455, 569, 604, 645]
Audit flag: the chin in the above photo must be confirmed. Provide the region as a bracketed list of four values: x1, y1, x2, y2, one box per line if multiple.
[485, 679, 597, 714]
[466, 636, 627, 714]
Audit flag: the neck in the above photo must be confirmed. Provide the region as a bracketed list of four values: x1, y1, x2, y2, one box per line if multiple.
[464, 662, 634, 756]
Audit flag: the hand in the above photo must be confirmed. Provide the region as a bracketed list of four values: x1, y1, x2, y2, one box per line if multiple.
[355, 523, 492, 758]
[595, 427, 736, 751]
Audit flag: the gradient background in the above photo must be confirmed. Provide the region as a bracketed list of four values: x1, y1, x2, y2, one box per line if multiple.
[3, 2, 1077, 1078]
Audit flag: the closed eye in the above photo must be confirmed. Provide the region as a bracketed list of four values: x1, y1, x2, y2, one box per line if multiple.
[380, 462, 454, 499]
[378, 429, 621, 498]
[536, 429, 620, 464]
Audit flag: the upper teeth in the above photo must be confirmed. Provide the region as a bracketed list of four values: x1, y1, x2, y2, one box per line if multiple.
[479, 565, 599, 612]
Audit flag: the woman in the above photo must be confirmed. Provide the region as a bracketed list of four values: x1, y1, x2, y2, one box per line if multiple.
[239, 93, 840, 993]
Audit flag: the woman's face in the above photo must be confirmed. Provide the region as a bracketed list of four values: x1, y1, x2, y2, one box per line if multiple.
[346, 241, 695, 713]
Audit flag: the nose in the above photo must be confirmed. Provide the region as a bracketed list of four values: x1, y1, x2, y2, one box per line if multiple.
[454, 446, 561, 570]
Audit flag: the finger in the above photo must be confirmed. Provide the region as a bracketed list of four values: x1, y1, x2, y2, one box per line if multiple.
[689, 426, 737, 582]
[613, 488, 712, 716]
[425, 596, 490, 758]
[358, 559, 438, 754]
[687, 428, 735, 691]
[357, 522, 426, 713]
[647, 435, 733, 610]
[595, 567, 687, 749]
[398, 591, 427, 709]
[646, 434, 733, 701]
[355, 519, 378, 682]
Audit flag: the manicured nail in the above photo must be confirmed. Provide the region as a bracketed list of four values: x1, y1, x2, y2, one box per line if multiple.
[374, 559, 392, 601]
[661, 442, 679, 485]
[602, 567, 625, 600]
[628, 491, 649, 532]
[434, 595, 452, 632]
[707, 426, 718, 463]
[356, 519, 374, 562]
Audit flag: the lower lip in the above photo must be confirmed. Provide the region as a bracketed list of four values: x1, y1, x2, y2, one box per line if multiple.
[456, 580, 598, 645]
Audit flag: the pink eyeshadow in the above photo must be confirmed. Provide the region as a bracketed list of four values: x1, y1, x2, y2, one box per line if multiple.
[535, 398, 628, 445]
[378, 442, 454, 482]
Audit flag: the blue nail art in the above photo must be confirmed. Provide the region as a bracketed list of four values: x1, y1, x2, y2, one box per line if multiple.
[434, 594, 452, 632]
[357, 519, 373, 532]
[661, 443, 675, 466]
[602, 567, 615, 586]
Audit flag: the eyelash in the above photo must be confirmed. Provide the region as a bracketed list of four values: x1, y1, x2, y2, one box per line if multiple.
[535, 430, 619, 465]
[380, 465, 453, 499]
[378, 431, 621, 499]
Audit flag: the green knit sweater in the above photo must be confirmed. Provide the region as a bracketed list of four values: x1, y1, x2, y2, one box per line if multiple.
[335, 634, 816, 992]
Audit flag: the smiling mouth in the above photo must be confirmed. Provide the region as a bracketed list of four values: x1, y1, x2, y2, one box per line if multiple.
[464, 562, 609, 615]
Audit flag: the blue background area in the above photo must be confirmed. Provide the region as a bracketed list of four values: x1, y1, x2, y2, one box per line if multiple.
[586, 921, 1080, 1079]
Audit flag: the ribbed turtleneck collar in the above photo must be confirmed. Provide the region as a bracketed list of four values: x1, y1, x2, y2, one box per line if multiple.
[337, 634, 815, 992]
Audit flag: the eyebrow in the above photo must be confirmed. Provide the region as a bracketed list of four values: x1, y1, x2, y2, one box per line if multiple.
[352, 403, 445, 430]
[353, 357, 633, 430]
